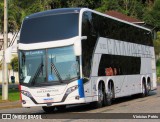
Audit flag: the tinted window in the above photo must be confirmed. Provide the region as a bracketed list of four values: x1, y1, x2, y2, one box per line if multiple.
[82, 12, 98, 78]
[98, 54, 141, 76]
[20, 13, 79, 44]
[94, 13, 153, 46]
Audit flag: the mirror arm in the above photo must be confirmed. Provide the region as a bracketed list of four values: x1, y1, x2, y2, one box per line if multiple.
[81, 36, 87, 40]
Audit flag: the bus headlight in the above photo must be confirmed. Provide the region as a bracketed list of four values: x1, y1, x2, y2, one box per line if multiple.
[21, 90, 32, 98]
[65, 85, 78, 95]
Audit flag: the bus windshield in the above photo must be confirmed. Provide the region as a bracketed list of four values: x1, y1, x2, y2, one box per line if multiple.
[19, 46, 80, 86]
[20, 13, 79, 44]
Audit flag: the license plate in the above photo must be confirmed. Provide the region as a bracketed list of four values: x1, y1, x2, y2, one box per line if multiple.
[43, 98, 54, 103]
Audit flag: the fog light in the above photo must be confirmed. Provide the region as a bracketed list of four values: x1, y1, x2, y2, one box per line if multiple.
[22, 100, 26, 104]
[75, 96, 80, 100]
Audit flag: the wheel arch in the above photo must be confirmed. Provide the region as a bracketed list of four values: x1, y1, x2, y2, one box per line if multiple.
[147, 76, 151, 84]
[147, 76, 151, 91]
[97, 80, 105, 92]
[141, 76, 146, 86]
[96, 78, 115, 97]
[96, 77, 106, 92]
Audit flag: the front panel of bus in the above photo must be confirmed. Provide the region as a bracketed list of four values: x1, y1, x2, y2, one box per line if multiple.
[18, 10, 85, 107]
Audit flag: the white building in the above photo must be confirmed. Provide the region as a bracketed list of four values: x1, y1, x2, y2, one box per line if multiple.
[0, 32, 19, 84]
[0, 32, 19, 59]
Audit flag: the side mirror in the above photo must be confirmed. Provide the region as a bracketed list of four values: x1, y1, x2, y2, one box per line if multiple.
[74, 39, 81, 56]
[74, 36, 87, 56]
[81, 36, 87, 40]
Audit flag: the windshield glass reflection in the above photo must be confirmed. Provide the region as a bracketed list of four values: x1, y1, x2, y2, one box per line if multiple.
[19, 46, 80, 86]
[48, 46, 79, 82]
[19, 50, 46, 85]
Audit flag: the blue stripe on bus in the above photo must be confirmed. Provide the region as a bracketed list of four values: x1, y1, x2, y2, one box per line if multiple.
[78, 79, 85, 98]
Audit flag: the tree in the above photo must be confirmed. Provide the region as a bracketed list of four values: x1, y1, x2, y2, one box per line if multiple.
[0, 0, 4, 32]
[154, 31, 160, 59]
[0, 0, 54, 33]
[143, 0, 160, 29]
[0, 0, 25, 33]
[119, 0, 145, 19]
[67, 0, 101, 9]
[96, 0, 120, 12]
[10, 57, 18, 71]
[96, 0, 145, 19]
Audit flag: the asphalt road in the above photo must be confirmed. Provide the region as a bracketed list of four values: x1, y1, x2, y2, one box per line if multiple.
[0, 85, 160, 121]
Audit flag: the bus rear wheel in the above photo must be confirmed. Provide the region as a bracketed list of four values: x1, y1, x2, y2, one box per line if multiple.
[146, 81, 151, 96]
[42, 106, 55, 113]
[140, 82, 146, 97]
[105, 82, 114, 106]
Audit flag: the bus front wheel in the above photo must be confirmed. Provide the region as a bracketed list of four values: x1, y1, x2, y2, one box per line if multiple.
[91, 82, 104, 108]
[97, 83, 104, 108]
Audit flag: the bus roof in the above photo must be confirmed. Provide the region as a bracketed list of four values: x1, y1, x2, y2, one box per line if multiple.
[26, 8, 81, 19]
[25, 8, 151, 32]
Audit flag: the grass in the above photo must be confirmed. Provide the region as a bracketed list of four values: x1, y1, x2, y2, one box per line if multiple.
[157, 66, 160, 77]
[0, 88, 20, 103]
[156, 59, 160, 83]
[157, 67, 160, 83]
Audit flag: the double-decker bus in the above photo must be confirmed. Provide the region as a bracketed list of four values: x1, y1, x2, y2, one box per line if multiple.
[17, 8, 157, 112]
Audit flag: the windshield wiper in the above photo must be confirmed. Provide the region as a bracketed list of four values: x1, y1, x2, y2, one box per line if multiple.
[51, 62, 63, 83]
[31, 62, 44, 85]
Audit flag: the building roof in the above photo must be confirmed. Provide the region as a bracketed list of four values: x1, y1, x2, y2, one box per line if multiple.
[105, 10, 157, 30]
[105, 10, 144, 23]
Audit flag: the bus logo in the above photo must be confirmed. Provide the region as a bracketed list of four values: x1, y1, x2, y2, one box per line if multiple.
[43, 98, 53, 103]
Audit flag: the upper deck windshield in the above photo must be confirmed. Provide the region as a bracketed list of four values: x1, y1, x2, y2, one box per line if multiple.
[19, 46, 80, 86]
[20, 13, 79, 44]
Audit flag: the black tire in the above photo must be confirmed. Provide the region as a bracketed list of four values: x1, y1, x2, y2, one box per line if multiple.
[105, 82, 114, 106]
[92, 82, 104, 108]
[103, 92, 108, 106]
[140, 82, 146, 97]
[56, 105, 66, 112]
[146, 81, 151, 96]
[42, 106, 55, 113]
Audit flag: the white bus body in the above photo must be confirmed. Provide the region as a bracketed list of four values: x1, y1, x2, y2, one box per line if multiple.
[18, 8, 157, 111]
